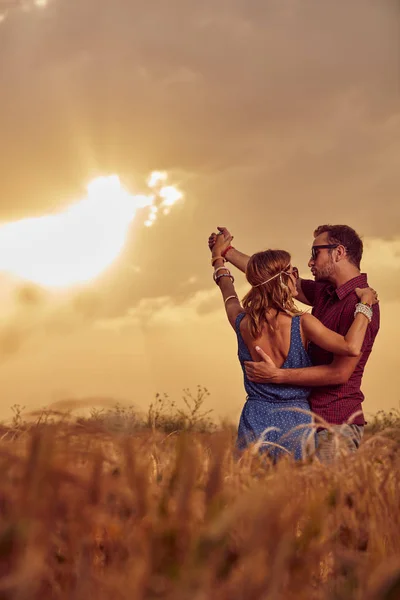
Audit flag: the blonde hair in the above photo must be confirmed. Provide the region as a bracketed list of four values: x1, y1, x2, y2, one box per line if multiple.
[242, 250, 302, 338]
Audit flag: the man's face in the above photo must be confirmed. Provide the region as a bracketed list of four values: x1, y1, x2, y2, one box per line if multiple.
[308, 232, 336, 282]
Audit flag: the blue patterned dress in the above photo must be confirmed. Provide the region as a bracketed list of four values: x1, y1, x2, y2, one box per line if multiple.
[236, 313, 314, 461]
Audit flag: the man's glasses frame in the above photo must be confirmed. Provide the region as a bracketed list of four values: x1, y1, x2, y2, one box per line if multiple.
[311, 244, 339, 261]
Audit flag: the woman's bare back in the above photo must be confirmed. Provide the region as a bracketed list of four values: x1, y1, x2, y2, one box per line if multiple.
[239, 312, 306, 367]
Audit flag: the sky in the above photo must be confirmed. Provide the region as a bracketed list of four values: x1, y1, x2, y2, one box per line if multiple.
[0, 0, 399, 422]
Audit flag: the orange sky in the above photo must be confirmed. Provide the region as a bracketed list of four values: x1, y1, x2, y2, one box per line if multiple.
[0, 0, 399, 422]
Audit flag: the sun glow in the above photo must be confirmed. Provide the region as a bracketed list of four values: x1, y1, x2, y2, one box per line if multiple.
[0, 173, 182, 288]
[0, 0, 50, 24]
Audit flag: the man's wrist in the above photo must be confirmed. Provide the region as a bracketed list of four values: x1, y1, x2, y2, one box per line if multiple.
[224, 247, 235, 261]
[259, 370, 283, 384]
[273, 369, 286, 384]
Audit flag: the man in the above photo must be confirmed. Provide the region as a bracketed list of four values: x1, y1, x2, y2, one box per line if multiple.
[208, 225, 380, 459]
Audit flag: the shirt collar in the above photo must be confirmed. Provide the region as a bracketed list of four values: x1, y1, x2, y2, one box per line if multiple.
[335, 273, 368, 300]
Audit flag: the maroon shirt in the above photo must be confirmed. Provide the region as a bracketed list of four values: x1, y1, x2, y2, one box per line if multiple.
[301, 274, 380, 426]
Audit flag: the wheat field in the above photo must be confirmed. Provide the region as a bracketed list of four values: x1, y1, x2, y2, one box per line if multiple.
[0, 403, 399, 600]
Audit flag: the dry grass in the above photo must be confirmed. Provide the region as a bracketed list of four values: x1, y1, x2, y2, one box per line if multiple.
[0, 412, 399, 599]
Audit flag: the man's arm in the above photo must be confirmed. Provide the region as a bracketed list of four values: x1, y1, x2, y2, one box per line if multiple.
[276, 355, 362, 386]
[244, 350, 362, 386]
[223, 247, 250, 273]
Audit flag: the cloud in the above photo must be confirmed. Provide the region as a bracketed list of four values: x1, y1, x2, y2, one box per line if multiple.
[95, 289, 221, 331]
[0, 0, 399, 211]
[0, 325, 25, 357]
[0, 0, 399, 304]
[362, 238, 400, 300]
[14, 283, 46, 307]
[0, 280, 98, 358]
[364, 238, 400, 270]
[0, 0, 50, 24]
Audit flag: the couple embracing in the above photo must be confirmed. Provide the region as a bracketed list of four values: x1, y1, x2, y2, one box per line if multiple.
[208, 224, 380, 461]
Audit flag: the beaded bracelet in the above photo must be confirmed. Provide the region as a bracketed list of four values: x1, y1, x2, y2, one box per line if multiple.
[356, 302, 373, 315]
[213, 266, 230, 280]
[354, 303, 373, 322]
[215, 273, 234, 285]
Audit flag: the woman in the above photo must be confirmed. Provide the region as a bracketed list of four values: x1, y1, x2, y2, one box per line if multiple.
[210, 234, 377, 461]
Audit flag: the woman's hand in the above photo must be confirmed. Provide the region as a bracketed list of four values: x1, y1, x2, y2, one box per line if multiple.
[355, 286, 379, 306]
[210, 227, 234, 257]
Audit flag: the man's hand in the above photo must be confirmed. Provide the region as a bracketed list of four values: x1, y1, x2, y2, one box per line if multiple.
[208, 226, 233, 252]
[244, 347, 280, 383]
[212, 231, 234, 258]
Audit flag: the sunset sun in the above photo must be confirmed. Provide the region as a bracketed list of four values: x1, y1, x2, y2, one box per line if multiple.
[0, 173, 182, 288]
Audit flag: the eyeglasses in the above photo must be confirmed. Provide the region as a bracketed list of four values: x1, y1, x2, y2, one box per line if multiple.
[311, 244, 339, 261]
[284, 267, 299, 280]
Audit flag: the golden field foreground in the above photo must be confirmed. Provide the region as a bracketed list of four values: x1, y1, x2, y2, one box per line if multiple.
[0, 401, 400, 600]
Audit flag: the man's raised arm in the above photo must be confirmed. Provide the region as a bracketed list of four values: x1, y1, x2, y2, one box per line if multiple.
[224, 247, 251, 273]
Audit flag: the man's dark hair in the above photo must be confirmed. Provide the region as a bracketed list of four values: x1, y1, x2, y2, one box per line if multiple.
[314, 224, 363, 269]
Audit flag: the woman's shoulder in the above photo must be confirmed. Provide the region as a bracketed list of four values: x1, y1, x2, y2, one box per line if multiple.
[298, 312, 319, 342]
[299, 312, 312, 322]
[299, 312, 316, 327]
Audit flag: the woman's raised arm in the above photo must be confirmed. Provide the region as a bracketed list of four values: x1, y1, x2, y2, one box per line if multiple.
[211, 232, 244, 328]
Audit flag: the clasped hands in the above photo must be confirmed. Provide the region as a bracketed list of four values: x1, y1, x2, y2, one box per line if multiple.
[208, 226, 233, 257]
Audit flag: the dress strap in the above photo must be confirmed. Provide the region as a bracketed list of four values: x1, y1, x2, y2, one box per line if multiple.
[292, 314, 301, 333]
[234, 312, 247, 336]
[290, 315, 301, 346]
[291, 315, 305, 352]
[235, 312, 253, 361]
